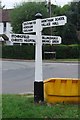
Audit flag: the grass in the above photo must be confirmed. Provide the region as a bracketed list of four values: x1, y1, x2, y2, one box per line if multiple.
[43, 59, 79, 62]
[55, 59, 79, 61]
[2, 94, 79, 119]
[0, 95, 2, 119]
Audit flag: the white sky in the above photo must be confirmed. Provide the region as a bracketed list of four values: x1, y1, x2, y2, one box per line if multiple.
[1, 0, 73, 9]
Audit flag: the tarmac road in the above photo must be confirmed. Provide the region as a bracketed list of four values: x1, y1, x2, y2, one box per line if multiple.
[1, 60, 79, 94]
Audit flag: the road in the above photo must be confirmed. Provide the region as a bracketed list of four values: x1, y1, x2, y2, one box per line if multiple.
[1, 60, 79, 94]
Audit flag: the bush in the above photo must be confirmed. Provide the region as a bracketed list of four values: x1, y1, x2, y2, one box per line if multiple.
[2, 45, 35, 59]
[1, 44, 79, 59]
[42, 44, 79, 59]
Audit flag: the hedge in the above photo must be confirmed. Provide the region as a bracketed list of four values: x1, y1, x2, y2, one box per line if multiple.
[1, 44, 79, 59]
[2, 45, 35, 59]
[43, 44, 79, 59]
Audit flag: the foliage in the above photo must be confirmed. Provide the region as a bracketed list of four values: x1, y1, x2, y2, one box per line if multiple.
[0, 95, 2, 120]
[2, 45, 35, 59]
[2, 44, 79, 59]
[43, 44, 79, 59]
[66, 2, 80, 31]
[10, 2, 48, 33]
[62, 22, 78, 44]
[2, 95, 79, 118]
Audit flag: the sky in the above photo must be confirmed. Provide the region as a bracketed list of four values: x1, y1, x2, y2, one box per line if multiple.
[1, 0, 74, 9]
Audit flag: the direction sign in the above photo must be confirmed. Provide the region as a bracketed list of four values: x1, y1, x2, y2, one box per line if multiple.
[41, 15, 67, 28]
[10, 34, 35, 44]
[22, 15, 67, 33]
[22, 20, 36, 33]
[42, 35, 61, 44]
[10, 34, 61, 44]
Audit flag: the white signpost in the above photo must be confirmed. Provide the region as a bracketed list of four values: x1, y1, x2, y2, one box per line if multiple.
[22, 13, 67, 103]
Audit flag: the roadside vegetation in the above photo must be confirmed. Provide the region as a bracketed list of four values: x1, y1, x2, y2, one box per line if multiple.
[0, 95, 2, 119]
[2, 95, 79, 119]
[1, 44, 79, 60]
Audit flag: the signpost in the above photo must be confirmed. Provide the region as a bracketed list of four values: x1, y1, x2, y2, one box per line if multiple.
[14, 13, 67, 103]
[11, 13, 67, 103]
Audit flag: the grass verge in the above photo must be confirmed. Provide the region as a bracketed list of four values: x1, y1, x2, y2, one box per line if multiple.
[43, 59, 79, 62]
[2, 94, 80, 119]
[0, 95, 2, 119]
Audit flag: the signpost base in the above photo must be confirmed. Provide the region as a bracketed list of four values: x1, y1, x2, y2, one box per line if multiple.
[34, 81, 44, 103]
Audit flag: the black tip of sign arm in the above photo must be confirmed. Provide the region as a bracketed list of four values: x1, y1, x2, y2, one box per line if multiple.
[35, 13, 42, 19]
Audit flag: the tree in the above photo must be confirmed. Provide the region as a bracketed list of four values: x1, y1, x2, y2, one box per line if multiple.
[10, 2, 48, 33]
[62, 22, 78, 44]
[66, 1, 80, 30]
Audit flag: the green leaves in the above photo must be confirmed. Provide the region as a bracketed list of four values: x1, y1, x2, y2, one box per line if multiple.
[10, 2, 48, 34]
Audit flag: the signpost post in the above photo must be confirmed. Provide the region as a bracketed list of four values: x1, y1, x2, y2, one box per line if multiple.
[34, 13, 44, 103]
[16, 13, 67, 103]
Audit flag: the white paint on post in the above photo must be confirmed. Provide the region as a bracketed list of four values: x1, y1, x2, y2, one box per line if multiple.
[35, 18, 43, 82]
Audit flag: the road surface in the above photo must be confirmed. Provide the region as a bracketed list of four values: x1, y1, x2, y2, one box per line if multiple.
[1, 60, 79, 94]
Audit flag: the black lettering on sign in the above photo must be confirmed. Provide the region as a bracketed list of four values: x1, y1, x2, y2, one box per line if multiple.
[29, 22, 32, 25]
[31, 39, 35, 42]
[42, 20, 47, 23]
[52, 37, 58, 40]
[42, 36, 45, 39]
[52, 40, 58, 43]
[28, 29, 33, 31]
[52, 22, 58, 25]
[42, 22, 50, 26]
[24, 29, 33, 32]
[11, 35, 15, 38]
[24, 23, 27, 26]
[25, 35, 29, 39]
[24, 39, 28, 42]
[13, 39, 23, 42]
[55, 17, 64, 21]
[42, 40, 45, 42]
[33, 21, 36, 24]
[24, 21, 36, 26]
[48, 18, 54, 22]
[24, 30, 27, 32]
[24, 25, 33, 28]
